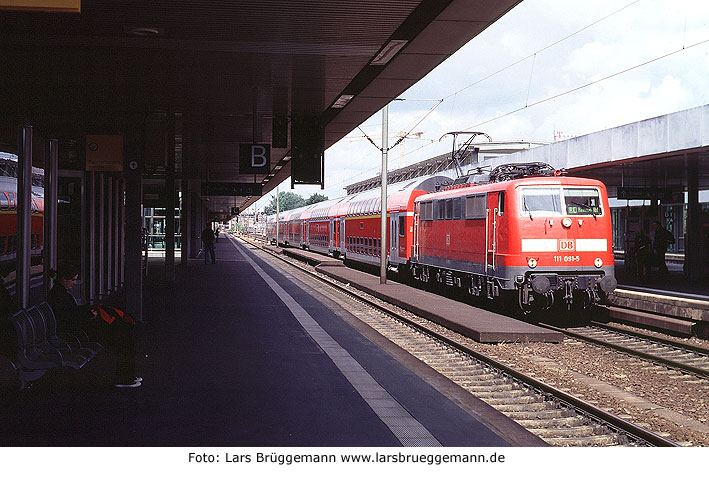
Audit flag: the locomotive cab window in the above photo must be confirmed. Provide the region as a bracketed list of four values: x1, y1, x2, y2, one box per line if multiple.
[563, 188, 602, 216]
[520, 187, 562, 216]
[399, 216, 405, 237]
[520, 187, 602, 217]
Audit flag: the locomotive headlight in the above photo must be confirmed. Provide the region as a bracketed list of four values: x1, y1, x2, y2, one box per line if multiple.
[562, 217, 572, 228]
[594, 258, 603, 268]
[527, 258, 538, 268]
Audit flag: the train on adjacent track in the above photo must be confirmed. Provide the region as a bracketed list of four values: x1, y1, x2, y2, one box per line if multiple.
[0, 174, 44, 268]
[265, 163, 617, 312]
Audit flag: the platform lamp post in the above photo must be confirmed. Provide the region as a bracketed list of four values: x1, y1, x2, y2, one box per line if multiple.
[276, 185, 279, 246]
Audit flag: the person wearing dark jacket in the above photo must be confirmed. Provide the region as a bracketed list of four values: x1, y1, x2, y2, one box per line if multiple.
[48, 263, 141, 388]
[201, 226, 216, 264]
[652, 220, 675, 281]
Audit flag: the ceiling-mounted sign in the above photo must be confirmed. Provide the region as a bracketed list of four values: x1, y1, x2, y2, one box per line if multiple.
[0, 1, 81, 12]
[201, 182, 262, 196]
[239, 143, 270, 174]
[617, 187, 672, 201]
[86, 135, 124, 171]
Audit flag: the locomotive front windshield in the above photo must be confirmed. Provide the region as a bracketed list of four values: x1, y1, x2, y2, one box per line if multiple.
[520, 187, 602, 216]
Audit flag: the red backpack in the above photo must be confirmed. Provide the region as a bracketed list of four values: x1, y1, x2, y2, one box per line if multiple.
[97, 304, 137, 325]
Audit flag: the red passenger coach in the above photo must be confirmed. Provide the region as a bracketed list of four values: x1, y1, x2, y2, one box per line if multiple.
[0, 176, 44, 265]
[411, 163, 617, 311]
[342, 176, 448, 269]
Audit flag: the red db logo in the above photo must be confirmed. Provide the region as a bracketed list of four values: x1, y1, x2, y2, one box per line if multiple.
[558, 240, 575, 251]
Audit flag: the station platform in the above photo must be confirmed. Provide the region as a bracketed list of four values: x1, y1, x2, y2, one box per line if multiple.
[0, 236, 545, 447]
[609, 260, 708, 337]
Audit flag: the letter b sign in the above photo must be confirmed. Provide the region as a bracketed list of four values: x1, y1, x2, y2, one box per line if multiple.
[239, 143, 270, 174]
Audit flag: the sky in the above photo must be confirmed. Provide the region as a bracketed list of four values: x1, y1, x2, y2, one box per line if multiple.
[252, 0, 709, 212]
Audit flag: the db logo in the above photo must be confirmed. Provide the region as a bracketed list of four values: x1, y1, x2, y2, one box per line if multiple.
[558, 239, 575, 251]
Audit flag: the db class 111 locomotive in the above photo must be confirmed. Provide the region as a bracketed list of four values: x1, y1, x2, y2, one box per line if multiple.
[265, 163, 617, 312]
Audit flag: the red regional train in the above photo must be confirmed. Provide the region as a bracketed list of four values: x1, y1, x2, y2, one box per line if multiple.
[0, 175, 44, 267]
[265, 163, 617, 312]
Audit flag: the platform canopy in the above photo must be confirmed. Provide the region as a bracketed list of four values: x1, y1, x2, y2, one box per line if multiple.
[0, 0, 521, 215]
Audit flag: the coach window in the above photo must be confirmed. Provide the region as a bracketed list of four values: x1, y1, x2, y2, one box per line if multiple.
[0, 193, 8, 210]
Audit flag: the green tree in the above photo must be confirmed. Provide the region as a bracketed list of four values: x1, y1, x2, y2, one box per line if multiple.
[305, 193, 328, 205]
[264, 191, 305, 214]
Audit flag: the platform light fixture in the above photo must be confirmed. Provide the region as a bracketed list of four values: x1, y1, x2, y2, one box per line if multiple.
[370, 39, 408, 65]
[332, 94, 354, 108]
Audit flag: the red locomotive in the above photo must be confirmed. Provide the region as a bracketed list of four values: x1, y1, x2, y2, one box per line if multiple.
[265, 163, 616, 311]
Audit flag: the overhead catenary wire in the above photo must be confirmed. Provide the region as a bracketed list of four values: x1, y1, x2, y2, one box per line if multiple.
[461, 37, 709, 132]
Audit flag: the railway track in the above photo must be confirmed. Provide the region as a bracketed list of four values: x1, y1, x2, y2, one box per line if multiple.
[238, 236, 678, 447]
[537, 322, 709, 378]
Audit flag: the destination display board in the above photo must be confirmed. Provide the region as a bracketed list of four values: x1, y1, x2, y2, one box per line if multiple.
[617, 187, 672, 201]
[201, 182, 262, 196]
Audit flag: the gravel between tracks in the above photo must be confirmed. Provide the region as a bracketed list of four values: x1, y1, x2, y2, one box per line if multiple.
[252, 242, 709, 447]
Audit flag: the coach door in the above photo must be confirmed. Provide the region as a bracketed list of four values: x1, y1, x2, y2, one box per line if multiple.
[390, 213, 399, 264]
[485, 192, 499, 273]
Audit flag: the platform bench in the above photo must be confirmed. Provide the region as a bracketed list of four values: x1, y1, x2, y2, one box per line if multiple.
[8, 302, 103, 389]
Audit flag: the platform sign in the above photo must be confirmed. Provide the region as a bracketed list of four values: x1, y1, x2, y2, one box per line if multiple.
[201, 182, 262, 196]
[0, 1, 81, 12]
[239, 143, 270, 174]
[85, 135, 124, 171]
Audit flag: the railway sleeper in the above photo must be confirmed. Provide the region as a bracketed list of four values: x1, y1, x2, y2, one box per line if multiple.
[544, 435, 624, 447]
[515, 416, 587, 429]
[472, 389, 529, 399]
[461, 384, 521, 393]
[481, 395, 544, 406]
[503, 408, 575, 420]
[528, 425, 607, 439]
[491, 402, 551, 413]
[458, 377, 510, 387]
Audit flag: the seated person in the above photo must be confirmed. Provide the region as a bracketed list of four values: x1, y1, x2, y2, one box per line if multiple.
[48, 263, 141, 388]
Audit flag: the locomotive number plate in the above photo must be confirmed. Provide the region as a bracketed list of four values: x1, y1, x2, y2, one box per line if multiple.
[554, 255, 580, 263]
[558, 239, 575, 251]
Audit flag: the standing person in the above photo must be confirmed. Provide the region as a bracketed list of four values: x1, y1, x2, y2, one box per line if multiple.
[652, 220, 674, 281]
[633, 229, 652, 282]
[201, 226, 216, 264]
[47, 263, 141, 388]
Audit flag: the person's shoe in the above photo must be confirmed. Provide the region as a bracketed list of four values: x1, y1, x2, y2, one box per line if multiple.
[114, 379, 141, 388]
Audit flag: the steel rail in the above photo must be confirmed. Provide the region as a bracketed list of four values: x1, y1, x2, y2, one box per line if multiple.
[238, 235, 679, 447]
[536, 322, 709, 379]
